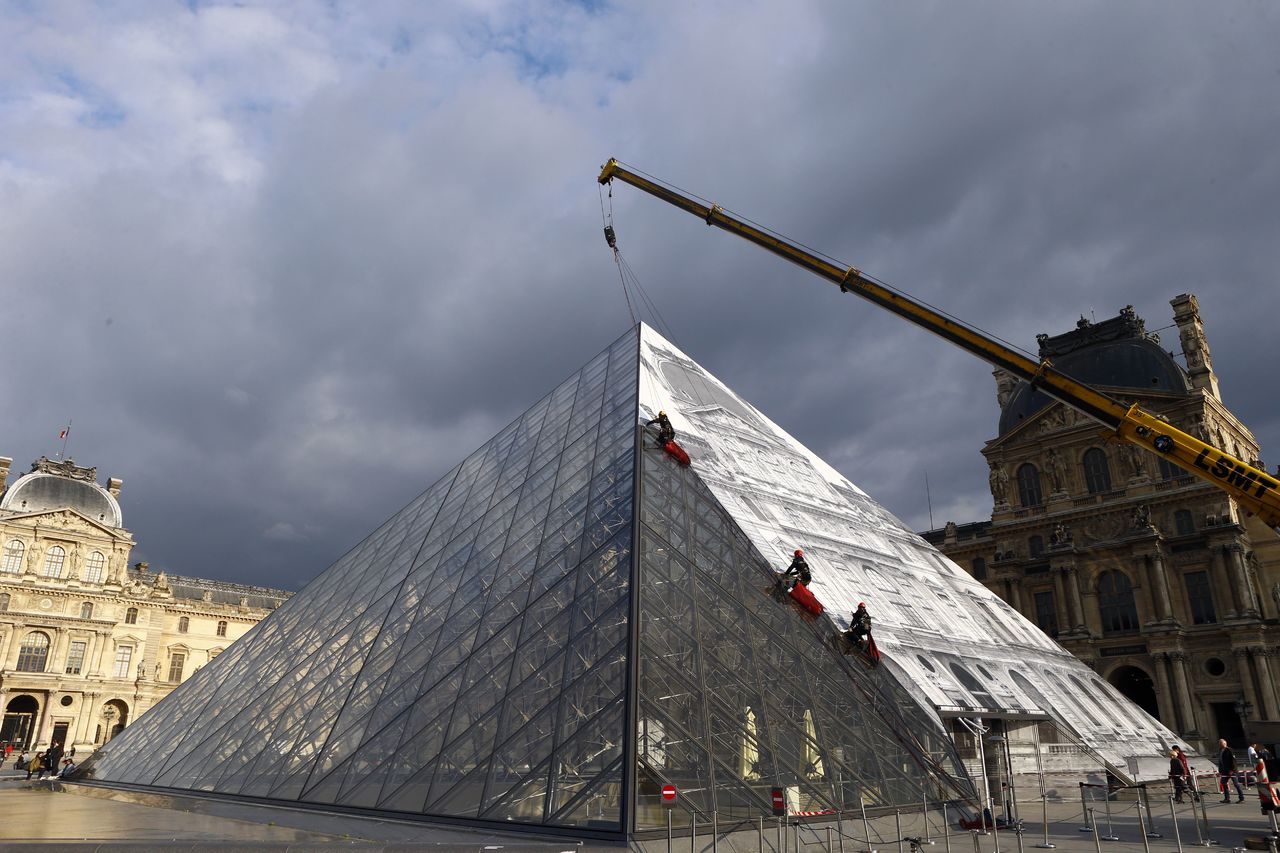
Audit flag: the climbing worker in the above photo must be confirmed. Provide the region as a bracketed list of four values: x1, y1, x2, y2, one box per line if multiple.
[845, 602, 873, 647]
[781, 549, 811, 590]
[646, 410, 675, 444]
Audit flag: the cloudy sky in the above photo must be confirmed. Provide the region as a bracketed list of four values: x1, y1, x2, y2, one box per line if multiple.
[3, 1, 1278, 591]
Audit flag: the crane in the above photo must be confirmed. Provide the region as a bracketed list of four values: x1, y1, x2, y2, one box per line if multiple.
[597, 158, 1280, 530]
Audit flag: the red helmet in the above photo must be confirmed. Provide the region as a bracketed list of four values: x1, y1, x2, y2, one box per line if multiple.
[858, 602, 867, 608]
[794, 549, 804, 557]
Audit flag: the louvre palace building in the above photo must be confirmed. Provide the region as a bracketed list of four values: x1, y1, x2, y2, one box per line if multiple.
[923, 294, 1280, 756]
[0, 454, 290, 755]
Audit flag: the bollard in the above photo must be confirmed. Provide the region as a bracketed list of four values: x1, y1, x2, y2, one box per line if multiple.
[992, 807, 1002, 853]
[759, 816, 765, 853]
[828, 826, 834, 853]
[1034, 792, 1055, 848]
[1014, 814, 1026, 853]
[896, 809, 904, 853]
[861, 796, 874, 853]
[1194, 782, 1214, 847]
[669, 809, 674, 853]
[1089, 810, 1104, 853]
[1136, 792, 1152, 853]
[692, 812, 697, 853]
[780, 817, 786, 853]
[1080, 783, 1095, 832]
[838, 811, 846, 853]
[925, 791, 933, 843]
[1169, 795, 1185, 853]
[970, 830, 982, 853]
[1100, 784, 1120, 842]
[943, 803, 952, 853]
[713, 811, 719, 853]
[1141, 784, 1162, 838]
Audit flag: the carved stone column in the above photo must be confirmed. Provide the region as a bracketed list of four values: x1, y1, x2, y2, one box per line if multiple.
[1064, 565, 1087, 631]
[1209, 545, 1238, 618]
[1250, 647, 1279, 721]
[1143, 550, 1176, 623]
[1005, 576, 1024, 613]
[1169, 652, 1201, 737]
[1150, 652, 1179, 729]
[1052, 569, 1069, 630]
[1225, 544, 1259, 617]
[1235, 648, 1263, 722]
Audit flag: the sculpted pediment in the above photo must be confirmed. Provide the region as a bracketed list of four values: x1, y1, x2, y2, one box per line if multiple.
[6, 508, 128, 541]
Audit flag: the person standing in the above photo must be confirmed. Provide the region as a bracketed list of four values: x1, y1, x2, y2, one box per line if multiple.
[1174, 746, 1199, 801]
[1170, 749, 1191, 803]
[1218, 738, 1244, 802]
[46, 741, 64, 778]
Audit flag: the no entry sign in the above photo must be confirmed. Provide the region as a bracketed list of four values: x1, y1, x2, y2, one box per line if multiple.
[661, 784, 678, 807]
[771, 787, 786, 816]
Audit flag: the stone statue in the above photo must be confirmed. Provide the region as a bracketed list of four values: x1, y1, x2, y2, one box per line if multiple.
[989, 464, 1009, 504]
[1118, 443, 1147, 480]
[1046, 449, 1068, 493]
[1050, 523, 1072, 545]
[1130, 504, 1152, 530]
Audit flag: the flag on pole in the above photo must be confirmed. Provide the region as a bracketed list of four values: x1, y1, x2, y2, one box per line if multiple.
[59, 427, 69, 439]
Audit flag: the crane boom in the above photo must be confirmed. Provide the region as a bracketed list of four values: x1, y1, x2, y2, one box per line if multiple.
[598, 158, 1280, 529]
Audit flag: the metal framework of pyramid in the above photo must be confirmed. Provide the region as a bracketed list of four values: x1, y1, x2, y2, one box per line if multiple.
[79, 323, 1172, 837]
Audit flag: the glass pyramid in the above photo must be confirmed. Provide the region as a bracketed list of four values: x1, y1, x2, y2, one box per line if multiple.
[77, 325, 973, 836]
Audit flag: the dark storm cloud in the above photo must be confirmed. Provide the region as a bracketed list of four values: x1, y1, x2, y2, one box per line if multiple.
[2, 1, 1277, 590]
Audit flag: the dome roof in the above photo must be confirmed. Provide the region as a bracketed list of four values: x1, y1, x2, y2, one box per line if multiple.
[999, 311, 1191, 436]
[0, 460, 123, 528]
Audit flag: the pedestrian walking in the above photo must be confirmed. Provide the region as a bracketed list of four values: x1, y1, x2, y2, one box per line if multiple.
[1218, 738, 1245, 802]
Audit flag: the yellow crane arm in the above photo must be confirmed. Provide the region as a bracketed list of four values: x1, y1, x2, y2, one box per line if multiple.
[598, 158, 1280, 528]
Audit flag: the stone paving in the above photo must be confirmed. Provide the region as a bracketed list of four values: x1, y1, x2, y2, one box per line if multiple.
[0, 768, 1277, 853]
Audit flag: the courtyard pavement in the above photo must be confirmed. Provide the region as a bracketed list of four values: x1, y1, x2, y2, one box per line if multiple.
[0, 766, 1277, 853]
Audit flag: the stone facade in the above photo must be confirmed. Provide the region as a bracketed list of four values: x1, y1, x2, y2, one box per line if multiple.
[924, 295, 1280, 755]
[0, 455, 290, 757]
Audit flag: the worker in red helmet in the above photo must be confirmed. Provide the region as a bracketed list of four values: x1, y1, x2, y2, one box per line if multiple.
[844, 601, 872, 648]
[781, 548, 811, 590]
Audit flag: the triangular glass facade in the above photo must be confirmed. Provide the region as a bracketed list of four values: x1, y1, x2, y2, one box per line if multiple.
[78, 325, 972, 837]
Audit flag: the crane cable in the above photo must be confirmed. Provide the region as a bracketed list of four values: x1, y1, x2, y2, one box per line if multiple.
[600, 183, 638, 326]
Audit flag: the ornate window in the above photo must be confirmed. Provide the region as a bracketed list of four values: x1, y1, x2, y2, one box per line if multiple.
[42, 545, 66, 578]
[1098, 570, 1140, 634]
[80, 602, 94, 619]
[1017, 463, 1043, 507]
[1082, 448, 1112, 494]
[1033, 590, 1058, 636]
[66, 640, 87, 675]
[1029, 535, 1044, 558]
[178, 616, 189, 633]
[216, 620, 228, 637]
[112, 645, 133, 678]
[125, 607, 138, 625]
[1174, 509, 1194, 535]
[2, 540, 24, 573]
[16, 631, 51, 672]
[0, 593, 8, 611]
[84, 551, 106, 583]
[971, 557, 987, 580]
[167, 652, 186, 683]
[1157, 457, 1182, 481]
[1184, 570, 1216, 624]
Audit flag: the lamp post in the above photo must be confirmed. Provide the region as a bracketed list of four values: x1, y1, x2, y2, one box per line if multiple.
[101, 705, 116, 743]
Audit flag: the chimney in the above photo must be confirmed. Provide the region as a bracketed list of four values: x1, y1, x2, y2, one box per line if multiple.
[1170, 294, 1221, 400]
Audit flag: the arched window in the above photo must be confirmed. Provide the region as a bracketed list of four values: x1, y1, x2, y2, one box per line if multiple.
[0, 593, 9, 611]
[1029, 535, 1045, 558]
[2, 540, 24, 573]
[84, 551, 106, 583]
[42, 545, 66, 578]
[971, 557, 988, 580]
[1174, 509, 1194, 535]
[1017, 464, 1043, 507]
[80, 602, 93, 619]
[216, 620, 227, 637]
[16, 631, 51, 672]
[178, 616, 189, 633]
[125, 607, 138, 625]
[1098, 570, 1140, 634]
[1157, 457, 1182, 481]
[1083, 448, 1112, 494]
